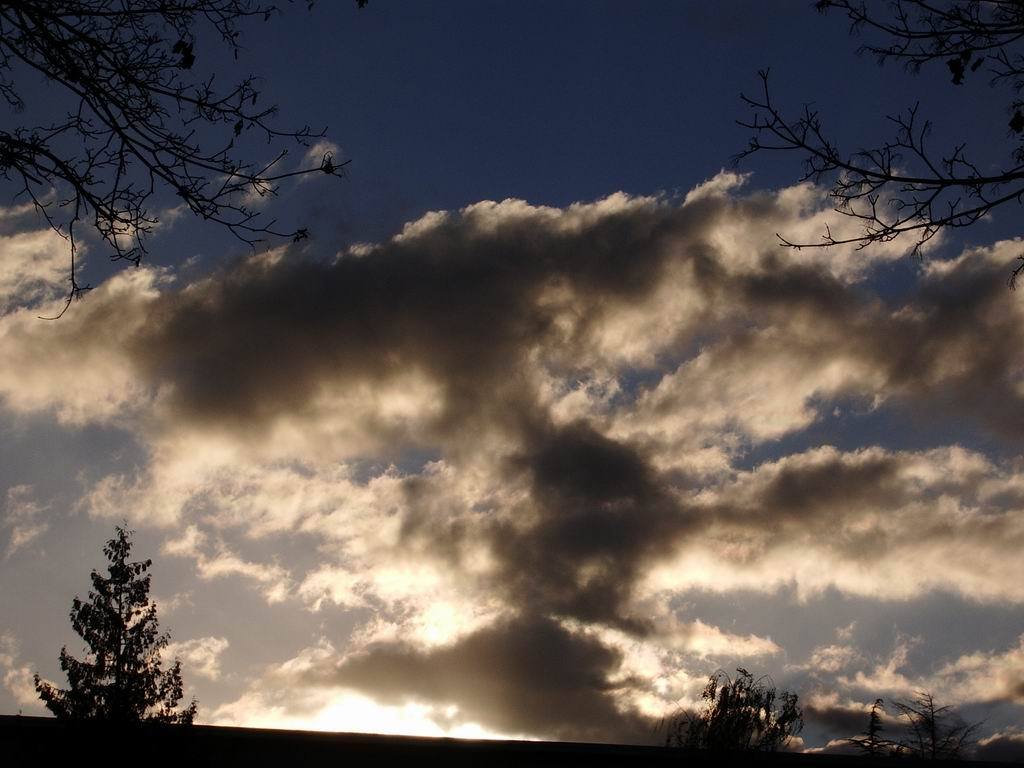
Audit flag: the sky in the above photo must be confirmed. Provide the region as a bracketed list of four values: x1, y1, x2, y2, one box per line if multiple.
[1, 0, 1024, 755]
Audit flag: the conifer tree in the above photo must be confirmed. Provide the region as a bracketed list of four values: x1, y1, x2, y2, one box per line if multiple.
[847, 698, 899, 756]
[34, 526, 197, 723]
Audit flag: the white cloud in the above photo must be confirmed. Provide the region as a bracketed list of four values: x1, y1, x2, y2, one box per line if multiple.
[611, 327, 885, 473]
[3, 484, 49, 557]
[214, 685, 517, 738]
[0, 267, 166, 425]
[163, 525, 292, 604]
[789, 644, 865, 675]
[660, 618, 781, 659]
[0, 226, 70, 313]
[301, 140, 343, 175]
[683, 174, 914, 281]
[0, 632, 43, 711]
[927, 635, 1024, 704]
[164, 636, 230, 681]
[682, 169, 751, 205]
[824, 633, 1024, 718]
[154, 590, 194, 614]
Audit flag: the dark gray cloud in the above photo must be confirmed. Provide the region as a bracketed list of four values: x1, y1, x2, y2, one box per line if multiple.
[975, 729, 1024, 762]
[128, 191, 1023, 451]
[490, 422, 691, 633]
[871, 255, 1024, 440]
[326, 614, 655, 743]
[84, 200, 1024, 739]
[753, 452, 906, 524]
[336, 424, 697, 740]
[7, 188, 1020, 463]
[709, 449, 942, 547]
[132, 198, 684, 444]
[804, 700, 877, 741]
[398, 420, 693, 633]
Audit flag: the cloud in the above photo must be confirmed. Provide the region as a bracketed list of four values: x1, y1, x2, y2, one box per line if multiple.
[817, 632, 1024, 722]
[682, 169, 751, 205]
[154, 590, 194, 614]
[1, 175, 1022, 741]
[665, 619, 781, 659]
[803, 691, 891, 741]
[309, 615, 656, 744]
[642, 445, 1024, 603]
[610, 324, 885, 474]
[927, 635, 1024, 705]
[682, 175, 913, 281]
[3, 484, 49, 557]
[0, 267, 166, 425]
[210, 638, 528, 739]
[2, 179, 1019, 457]
[975, 727, 1024, 762]
[0, 632, 42, 712]
[0, 225, 70, 314]
[838, 635, 920, 695]
[481, 421, 692, 633]
[163, 525, 292, 603]
[804, 738, 861, 756]
[301, 140, 343, 177]
[214, 685, 526, 739]
[789, 644, 865, 675]
[208, 605, 781, 741]
[164, 636, 230, 681]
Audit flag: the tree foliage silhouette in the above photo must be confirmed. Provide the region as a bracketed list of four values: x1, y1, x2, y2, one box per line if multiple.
[34, 525, 197, 723]
[893, 691, 981, 760]
[738, 0, 1024, 283]
[665, 668, 803, 751]
[0, 1, 364, 316]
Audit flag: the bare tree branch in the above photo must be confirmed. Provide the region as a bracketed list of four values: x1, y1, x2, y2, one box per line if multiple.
[0, 1, 358, 315]
[893, 691, 982, 760]
[738, 1, 1024, 279]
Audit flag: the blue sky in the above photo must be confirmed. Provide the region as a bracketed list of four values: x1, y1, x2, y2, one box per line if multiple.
[125, 0, 1018, 267]
[1, 0, 1023, 755]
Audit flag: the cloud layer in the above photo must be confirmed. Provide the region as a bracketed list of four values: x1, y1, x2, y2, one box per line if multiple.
[1, 176, 1022, 743]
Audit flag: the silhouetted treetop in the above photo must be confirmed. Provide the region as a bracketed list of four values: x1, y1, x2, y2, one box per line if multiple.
[0, 1, 363, 315]
[893, 691, 981, 760]
[666, 668, 803, 752]
[34, 525, 196, 723]
[846, 698, 900, 757]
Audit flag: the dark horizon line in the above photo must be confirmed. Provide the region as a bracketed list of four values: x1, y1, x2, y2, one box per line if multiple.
[3, 714, 1018, 767]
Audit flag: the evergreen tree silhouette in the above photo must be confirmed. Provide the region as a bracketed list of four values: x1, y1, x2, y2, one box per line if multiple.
[34, 526, 196, 723]
[847, 698, 900, 756]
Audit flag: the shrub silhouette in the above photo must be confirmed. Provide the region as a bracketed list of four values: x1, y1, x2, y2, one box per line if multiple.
[666, 667, 803, 751]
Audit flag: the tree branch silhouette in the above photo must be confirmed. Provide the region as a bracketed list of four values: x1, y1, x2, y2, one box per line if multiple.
[737, 1, 1024, 285]
[893, 691, 982, 760]
[0, 1, 359, 317]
